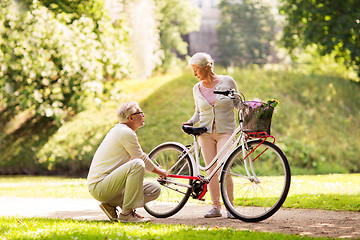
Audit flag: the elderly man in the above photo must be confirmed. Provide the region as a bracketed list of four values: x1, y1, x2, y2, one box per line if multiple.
[87, 102, 166, 223]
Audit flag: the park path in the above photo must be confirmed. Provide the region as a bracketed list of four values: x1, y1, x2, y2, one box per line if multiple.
[0, 196, 359, 239]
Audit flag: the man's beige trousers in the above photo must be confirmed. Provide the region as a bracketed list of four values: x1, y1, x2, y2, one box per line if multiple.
[89, 159, 160, 211]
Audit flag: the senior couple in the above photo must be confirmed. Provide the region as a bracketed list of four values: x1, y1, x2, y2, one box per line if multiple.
[87, 52, 240, 222]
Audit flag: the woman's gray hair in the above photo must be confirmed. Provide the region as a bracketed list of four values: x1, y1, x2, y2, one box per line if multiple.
[117, 101, 139, 123]
[189, 52, 214, 68]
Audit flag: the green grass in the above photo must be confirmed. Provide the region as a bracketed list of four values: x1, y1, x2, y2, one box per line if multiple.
[0, 176, 91, 199]
[0, 217, 332, 240]
[284, 174, 360, 211]
[1, 175, 358, 239]
[1, 174, 359, 212]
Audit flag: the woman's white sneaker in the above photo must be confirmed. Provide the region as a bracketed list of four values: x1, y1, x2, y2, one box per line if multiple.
[204, 207, 222, 218]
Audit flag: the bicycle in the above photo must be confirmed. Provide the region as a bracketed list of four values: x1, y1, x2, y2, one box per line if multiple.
[144, 89, 291, 222]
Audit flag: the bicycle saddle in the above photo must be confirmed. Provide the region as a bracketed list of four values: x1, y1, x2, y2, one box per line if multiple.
[182, 125, 207, 136]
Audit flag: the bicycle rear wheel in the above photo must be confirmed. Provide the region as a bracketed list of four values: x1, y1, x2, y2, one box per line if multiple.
[144, 143, 193, 218]
[220, 139, 291, 222]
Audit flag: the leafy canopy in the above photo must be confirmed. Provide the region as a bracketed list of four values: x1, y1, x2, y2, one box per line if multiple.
[280, 0, 360, 77]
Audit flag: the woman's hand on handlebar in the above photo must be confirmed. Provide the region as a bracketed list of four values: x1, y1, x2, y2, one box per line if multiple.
[214, 89, 244, 101]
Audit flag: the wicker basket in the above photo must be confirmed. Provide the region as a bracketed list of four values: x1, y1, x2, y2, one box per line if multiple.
[241, 101, 274, 135]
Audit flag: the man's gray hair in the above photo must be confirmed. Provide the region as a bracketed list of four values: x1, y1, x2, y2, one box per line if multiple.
[189, 52, 214, 68]
[117, 101, 139, 123]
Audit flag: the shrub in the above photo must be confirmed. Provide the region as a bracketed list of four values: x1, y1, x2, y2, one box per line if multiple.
[0, 0, 129, 174]
[0, 0, 129, 122]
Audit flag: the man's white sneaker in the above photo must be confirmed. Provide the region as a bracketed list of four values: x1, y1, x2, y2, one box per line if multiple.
[100, 203, 118, 221]
[118, 210, 150, 223]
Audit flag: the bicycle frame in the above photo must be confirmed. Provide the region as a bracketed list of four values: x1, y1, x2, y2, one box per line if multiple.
[166, 114, 275, 186]
[146, 90, 290, 221]
[185, 125, 243, 181]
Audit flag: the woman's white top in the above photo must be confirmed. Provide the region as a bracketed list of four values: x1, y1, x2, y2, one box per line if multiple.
[187, 75, 241, 133]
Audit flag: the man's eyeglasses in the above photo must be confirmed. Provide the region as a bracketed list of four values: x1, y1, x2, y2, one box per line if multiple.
[131, 111, 145, 117]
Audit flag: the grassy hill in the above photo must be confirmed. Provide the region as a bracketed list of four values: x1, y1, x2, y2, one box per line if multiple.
[1, 67, 359, 176]
[137, 68, 360, 175]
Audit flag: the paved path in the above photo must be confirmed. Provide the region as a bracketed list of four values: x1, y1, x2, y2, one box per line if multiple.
[1, 197, 360, 239]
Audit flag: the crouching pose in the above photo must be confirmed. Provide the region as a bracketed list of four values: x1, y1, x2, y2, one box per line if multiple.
[87, 102, 166, 223]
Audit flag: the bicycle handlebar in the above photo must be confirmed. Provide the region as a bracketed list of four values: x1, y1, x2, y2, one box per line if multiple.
[213, 89, 232, 95]
[214, 89, 245, 101]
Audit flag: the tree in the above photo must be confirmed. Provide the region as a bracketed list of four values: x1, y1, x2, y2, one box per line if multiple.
[217, 0, 277, 67]
[154, 0, 200, 72]
[280, 0, 360, 77]
[0, 0, 130, 174]
[0, 0, 129, 124]
[104, 0, 201, 77]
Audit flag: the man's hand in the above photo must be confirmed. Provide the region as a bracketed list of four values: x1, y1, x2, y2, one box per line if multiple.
[152, 167, 167, 178]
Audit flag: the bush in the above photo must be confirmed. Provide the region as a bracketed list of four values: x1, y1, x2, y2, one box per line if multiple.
[0, 0, 129, 122]
[0, 0, 129, 174]
[36, 108, 116, 176]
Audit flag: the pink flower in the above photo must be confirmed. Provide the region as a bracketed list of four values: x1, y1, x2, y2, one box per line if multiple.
[247, 98, 262, 108]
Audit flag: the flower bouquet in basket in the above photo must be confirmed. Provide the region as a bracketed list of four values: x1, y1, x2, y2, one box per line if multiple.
[241, 98, 279, 135]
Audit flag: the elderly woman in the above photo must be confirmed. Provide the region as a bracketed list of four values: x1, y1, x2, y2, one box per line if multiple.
[183, 52, 240, 218]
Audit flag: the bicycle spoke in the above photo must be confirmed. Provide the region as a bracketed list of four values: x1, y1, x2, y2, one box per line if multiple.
[221, 140, 291, 222]
[144, 143, 193, 218]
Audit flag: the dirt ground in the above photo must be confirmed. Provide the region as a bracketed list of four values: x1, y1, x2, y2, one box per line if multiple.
[1, 197, 359, 239]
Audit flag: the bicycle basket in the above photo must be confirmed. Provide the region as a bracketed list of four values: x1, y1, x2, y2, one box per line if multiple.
[241, 101, 274, 135]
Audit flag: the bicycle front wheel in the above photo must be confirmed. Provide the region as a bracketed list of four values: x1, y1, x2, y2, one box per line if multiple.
[144, 143, 193, 218]
[220, 139, 291, 222]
